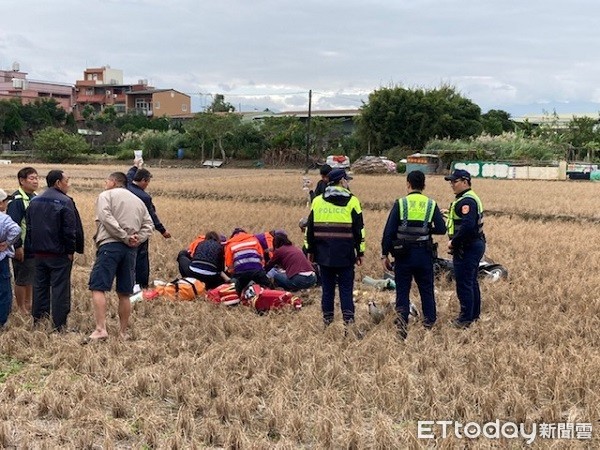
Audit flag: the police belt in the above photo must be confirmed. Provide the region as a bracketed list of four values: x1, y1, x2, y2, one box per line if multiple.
[406, 241, 433, 248]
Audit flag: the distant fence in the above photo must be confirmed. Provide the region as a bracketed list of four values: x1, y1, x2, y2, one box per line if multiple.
[451, 161, 567, 181]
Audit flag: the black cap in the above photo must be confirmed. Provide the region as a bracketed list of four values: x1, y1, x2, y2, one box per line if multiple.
[328, 169, 353, 183]
[444, 169, 472, 182]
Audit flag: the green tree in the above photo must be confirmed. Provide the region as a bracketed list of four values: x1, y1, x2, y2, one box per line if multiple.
[356, 85, 483, 153]
[185, 113, 241, 161]
[33, 127, 89, 162]
[207, 94, 235, 113]
[0, 99, 24, 140]
[308, 117, 346, 159]
[481, 109, 514, 135]
[565, 116, 600, 149]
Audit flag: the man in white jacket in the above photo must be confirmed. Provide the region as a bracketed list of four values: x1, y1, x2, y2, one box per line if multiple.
[88, 172, 154, 341]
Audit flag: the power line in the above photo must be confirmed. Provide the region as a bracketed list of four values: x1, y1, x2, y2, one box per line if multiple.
[185, 91, 309, 97]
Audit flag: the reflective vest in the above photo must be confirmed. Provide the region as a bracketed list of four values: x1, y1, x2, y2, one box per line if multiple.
[187, 234, 205, 256]
[311, 189, 366, 254]
[14, 187, 34, 242]
[396, 193, 436, 242]
[447, 190, 484, 239]
[224, 232, 264, 274]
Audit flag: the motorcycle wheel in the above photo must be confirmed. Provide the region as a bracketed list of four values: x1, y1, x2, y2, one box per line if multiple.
[481, 266, 508, 282]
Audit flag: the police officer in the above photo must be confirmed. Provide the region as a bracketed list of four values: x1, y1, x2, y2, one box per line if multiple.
[381, 170, 446, 339]
[305, 169, 365, 328]
[444, 169, 485, 328]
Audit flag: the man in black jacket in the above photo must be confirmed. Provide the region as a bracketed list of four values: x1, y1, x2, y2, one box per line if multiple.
[26, 170, 84, 331]
[127, 160, 170, 290]
[305, 169, 365, 327]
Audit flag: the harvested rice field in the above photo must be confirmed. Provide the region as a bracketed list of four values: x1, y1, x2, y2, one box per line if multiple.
[0, 163, 598, 448]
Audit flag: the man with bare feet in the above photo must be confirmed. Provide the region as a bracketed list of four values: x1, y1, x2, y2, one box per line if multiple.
[88, 172, 153, 341]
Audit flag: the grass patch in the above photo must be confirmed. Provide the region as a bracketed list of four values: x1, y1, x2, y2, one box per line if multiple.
[0, 357, 24, 383]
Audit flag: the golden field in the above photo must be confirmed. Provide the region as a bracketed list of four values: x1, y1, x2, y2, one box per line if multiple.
[0, 163, 598, 448]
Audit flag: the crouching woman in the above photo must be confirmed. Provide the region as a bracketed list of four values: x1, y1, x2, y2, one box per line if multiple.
[177, 231, 228, 289]
[266, 233, 316, 292]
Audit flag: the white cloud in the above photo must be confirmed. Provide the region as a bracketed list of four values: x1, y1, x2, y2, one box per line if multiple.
[2, 0, 600, 115]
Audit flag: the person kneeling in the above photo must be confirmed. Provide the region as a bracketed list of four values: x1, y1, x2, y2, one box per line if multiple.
[177, 231, 228, 290]
[266, 233, 316, 292]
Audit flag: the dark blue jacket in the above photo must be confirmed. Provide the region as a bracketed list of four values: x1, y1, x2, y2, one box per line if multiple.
[127, 166, 166, 234]
[381, 192, 446, 256]
[189, 239, 225, 275]
[450, 189, 484, 247]
[25, 187, 84, 256]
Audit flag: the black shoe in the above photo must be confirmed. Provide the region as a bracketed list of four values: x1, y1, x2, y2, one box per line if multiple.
[423, 321, 435, 330]
[450, 319, 472, 329]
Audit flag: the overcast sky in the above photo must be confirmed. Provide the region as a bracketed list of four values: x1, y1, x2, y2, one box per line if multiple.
[2, 0, 600, 116]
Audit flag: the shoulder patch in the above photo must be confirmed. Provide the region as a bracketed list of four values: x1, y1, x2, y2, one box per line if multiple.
[461, 205, 470, 214]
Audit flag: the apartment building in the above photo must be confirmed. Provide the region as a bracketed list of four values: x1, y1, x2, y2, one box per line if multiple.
[0, 62, 74, 112]
[75, 66, 191, 119]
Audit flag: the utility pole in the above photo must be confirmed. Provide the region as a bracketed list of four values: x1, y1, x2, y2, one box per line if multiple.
[305, 89, 312, 174]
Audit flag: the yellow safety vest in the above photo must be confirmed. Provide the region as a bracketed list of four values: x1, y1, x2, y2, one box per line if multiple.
[447, 190, 484, 239]
[397, 193, 436, 242]
[15, 187, 33, 242]
[310, 188, 366, 253]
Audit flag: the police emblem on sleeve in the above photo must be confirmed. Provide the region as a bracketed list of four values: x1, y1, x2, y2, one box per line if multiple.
[461, 205, 470, 214]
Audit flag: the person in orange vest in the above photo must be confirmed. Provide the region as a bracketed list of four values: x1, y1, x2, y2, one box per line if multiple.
[224, 228, 270, 294]
[177, 231, 228, 289]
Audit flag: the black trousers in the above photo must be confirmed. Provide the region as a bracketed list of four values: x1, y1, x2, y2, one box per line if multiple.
[177, 250, 224, 290]
[32, 255, 73, 331]
[135, 239, 150, 288]
[233, 269, 271, 295]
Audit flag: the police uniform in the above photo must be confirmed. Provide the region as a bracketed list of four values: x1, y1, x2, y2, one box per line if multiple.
[381, 191, 446, 330]
[305, 170, 365, 325]
[446, 176, 485, 325]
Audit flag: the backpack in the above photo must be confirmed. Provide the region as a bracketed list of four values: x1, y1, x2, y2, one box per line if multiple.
[156, 277, 205, 301]
[206, 282, 241, 306]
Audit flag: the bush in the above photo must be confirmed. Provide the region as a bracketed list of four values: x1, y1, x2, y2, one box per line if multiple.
[33, 127, 89, 162]
[118, 129, 183, 159]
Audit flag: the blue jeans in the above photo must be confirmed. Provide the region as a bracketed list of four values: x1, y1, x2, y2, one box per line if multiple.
[0, 257, 12, 327]
[319, 265, 355, 324]
[273, 272, 316, 292]
[453, 239, 486, 322]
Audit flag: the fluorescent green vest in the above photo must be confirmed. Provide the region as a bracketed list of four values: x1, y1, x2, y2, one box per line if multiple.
[447, 190, 484, 239]
[309, 188, 366, 253]
[397, 193, 436, 242]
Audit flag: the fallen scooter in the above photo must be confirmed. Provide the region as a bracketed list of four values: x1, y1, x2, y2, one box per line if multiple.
[383, 247, 508, 283]
[433, 254, 508, 282]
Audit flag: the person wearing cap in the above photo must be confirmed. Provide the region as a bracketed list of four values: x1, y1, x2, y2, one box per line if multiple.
[127, 160, 170, 291]
[0, 189, 21, 328]
[381, 170, 446, 339]
[25, 170, 84, 332]
[309, 164, 332, 201]
[7, 167, 39, 314]
[305, 168, 365, 328]
[444, 169, 485, 328]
